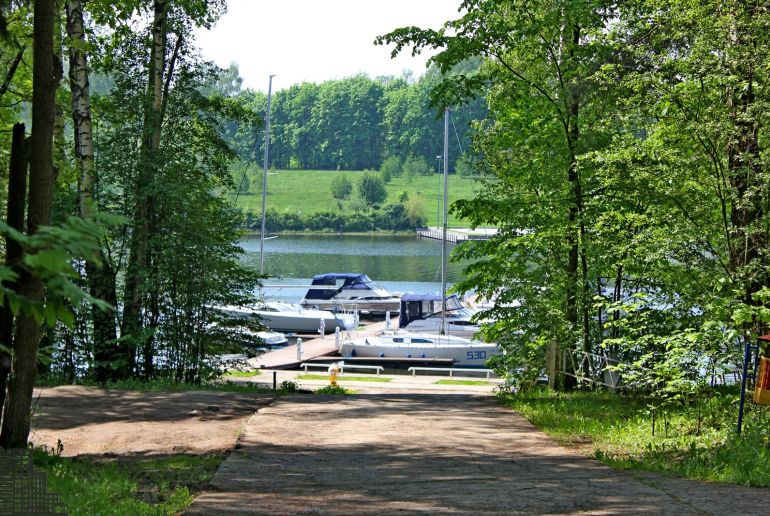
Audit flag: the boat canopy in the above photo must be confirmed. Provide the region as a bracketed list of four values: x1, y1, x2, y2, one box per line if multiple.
[304, 273, 379, 300]
[399, 294, 465, 328]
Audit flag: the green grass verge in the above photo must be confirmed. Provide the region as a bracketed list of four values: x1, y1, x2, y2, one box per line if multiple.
[232, 167, 482, 227]
[434, 379, 494, 386]
[503, 386, 770, 486]
[297, 374, 391, 382]
[35, 450, 223, 515]
[88, 379, 271, 393]
[222, 370, 261, 378]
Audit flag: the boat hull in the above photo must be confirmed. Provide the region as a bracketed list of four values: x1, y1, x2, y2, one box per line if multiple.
[256, 311, 354, 334]
[340, 333, 498, 367]
[300, 298, 401, 316]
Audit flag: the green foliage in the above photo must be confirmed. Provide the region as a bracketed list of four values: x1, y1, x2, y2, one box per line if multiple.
[315, 385, 349, 395]
[380, 155, 401, 179]
[35, 449, 222, 515]
[330, 175, 353, 200]
[504, 387, 770, 487]
[356, 171, 388, 207]
[402, 154, 431, 177]
[278, 379, 299, 393]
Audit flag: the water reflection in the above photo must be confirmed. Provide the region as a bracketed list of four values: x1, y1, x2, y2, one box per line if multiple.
[240, 234, 470, 302]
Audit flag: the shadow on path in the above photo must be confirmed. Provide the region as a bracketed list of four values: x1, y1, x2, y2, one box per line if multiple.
[186, 393, 770, 515]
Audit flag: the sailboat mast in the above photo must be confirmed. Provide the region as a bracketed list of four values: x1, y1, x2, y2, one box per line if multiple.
[259, 74, 275, 275]
[441, 108, 449, 335]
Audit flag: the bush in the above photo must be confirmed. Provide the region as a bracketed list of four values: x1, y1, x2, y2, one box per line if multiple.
[379, 155, 401, 181]
[357, 171, 387, 206]
[403, 154, 431, 177]
[330, 175, 353, 200]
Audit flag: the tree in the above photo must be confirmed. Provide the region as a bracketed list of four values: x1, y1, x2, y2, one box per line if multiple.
[330, 175, 352, 200]
[357, 171, 387, 206]
[1, 0, 60, 448]
[380, 0, 619, 388]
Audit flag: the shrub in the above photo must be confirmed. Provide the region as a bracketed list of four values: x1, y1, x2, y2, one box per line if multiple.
[357, 171, 387, 206]
[403, 154, 431, 177]
[379, 155, 401, 181]
[330, 175, 352, 200]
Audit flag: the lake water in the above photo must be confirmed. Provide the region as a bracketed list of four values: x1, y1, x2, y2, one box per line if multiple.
[239, 234, 469, 302]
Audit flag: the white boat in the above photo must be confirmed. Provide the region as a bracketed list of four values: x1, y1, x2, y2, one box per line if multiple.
[339, 332, 499, 367]
[399, 293, 483, 339]
[300, 273, 401, 315]
[219, 302, 356, 334]
[256, 331, 288, 347]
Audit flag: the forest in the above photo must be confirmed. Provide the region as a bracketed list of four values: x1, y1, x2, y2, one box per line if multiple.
[0, 0, 769, 465]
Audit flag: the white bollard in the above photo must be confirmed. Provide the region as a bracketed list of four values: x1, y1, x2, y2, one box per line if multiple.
[319, 317, 326, 336]
[296, 338, 303, 362]
[335, 327, 341, 350]
[385, 310, 391, 331]
[354, 310, 359, 328]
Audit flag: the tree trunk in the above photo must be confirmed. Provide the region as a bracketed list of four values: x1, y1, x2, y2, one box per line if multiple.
[0, 0, 59, 448]
[0, 123, 26, 427]
[67, 0, 120, 382]
[121, 0, 167, 378]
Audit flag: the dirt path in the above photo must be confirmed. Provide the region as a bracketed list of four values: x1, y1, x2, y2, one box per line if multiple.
[30, 385, 274, 457]
[186, 393, 770, 515]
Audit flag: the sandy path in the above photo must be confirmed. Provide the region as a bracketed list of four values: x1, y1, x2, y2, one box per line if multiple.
[29, 385, 274, 457]
[186, 393, 770, 515]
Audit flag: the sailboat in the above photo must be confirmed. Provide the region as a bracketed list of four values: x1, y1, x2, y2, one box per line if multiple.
[338, 109, 499, 365]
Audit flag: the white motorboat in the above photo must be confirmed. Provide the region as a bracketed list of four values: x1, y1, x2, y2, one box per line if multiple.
[256, 331, 288, 347]
[339, 332, 499, 367]
[219, 302, 355, 334]
[300, 273, 401, 315]
[398, 293, 484, 339]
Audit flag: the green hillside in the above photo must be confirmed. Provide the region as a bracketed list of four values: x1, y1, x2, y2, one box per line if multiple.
[231, 165, 482, 228]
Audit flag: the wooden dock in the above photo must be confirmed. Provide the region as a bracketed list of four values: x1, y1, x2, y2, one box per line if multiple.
[416, 227, 497, 243]
[248, 320, 391, 370]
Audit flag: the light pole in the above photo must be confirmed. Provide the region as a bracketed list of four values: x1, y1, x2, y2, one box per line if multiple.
[436, 155, 443, 227]
[259, 74, 275, 275]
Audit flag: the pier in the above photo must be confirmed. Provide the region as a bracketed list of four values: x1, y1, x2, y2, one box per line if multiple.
[416, 226, 497, 242]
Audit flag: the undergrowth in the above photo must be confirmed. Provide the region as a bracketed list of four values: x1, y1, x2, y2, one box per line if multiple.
[502, 386, 770, 486]
[34, 449, 223, 515]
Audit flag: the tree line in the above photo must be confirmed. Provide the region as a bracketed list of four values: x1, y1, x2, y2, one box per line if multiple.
[383, 0, 770, 402]
[215, 63, 486, 172]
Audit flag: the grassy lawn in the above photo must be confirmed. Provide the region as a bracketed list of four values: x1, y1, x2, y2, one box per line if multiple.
[222, 370, 261, 378]
[503, 386, 770, 486]
[232, 167, 482, 227]
[434, 379, 494, 386]
[297, 373, 391, 382]
[36, 450, 223, 515]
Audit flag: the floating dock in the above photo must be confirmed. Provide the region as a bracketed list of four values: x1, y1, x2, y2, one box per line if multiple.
[248, 320, 391, 370]
[416, 227, 497, 243]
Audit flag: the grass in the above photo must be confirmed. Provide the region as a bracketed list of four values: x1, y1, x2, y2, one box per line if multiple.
[232, 167, 483, 227]
[222, 370, 261, 378]
[503, 386, 770, 486]
[83, 378, 272, 394]
[35, 449, 223, 515]
[434, 379, 494, 386]
[297, 374, 391, 382]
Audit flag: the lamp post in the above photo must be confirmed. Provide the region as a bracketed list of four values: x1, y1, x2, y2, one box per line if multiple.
[259, 74, 275, 275]
[436, 155, 443, 228]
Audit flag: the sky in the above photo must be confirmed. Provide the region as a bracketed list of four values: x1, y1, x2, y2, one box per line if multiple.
[195, 0, 463, 92]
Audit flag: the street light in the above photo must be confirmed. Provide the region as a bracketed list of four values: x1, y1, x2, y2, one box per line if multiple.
[436, 154, 443, 227]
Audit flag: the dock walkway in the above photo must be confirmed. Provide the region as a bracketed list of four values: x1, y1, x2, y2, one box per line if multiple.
[248, 320, 390, 370]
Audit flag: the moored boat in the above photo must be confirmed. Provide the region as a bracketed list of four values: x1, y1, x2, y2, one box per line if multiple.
[300, 273, 401, 315]
[399, 293, 484, 339]
[219, 302, 355, 334]
[339, 332, 499, 367]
